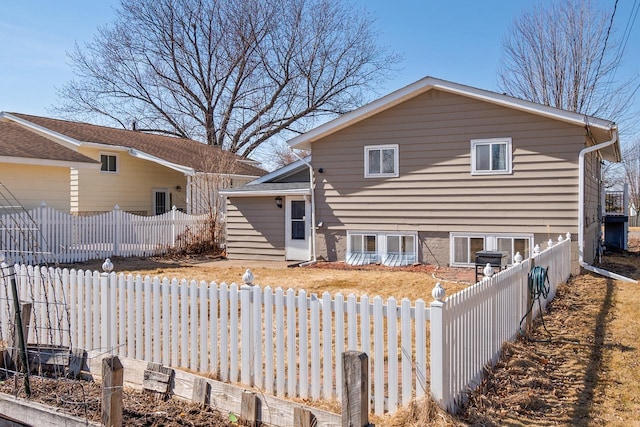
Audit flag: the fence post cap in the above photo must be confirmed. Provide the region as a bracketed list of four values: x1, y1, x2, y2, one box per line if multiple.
[40, 201, 47, 207]
[483, 263, 494, 278]
[431, 282, 445, 301]
[558, 234, 564, 242]
[114, 204, 120, 210]
[533, 244, 541, 254]
[172, 205, 177, 211]
[566, 232, 572, 240]
[242, 269, 254, 285]
[102, 258, 114, 273]
[514, 251, 523, 263]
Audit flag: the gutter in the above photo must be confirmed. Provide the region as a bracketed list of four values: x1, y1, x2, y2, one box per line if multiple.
[578, 126, 637, 283]
[290, 152, 317, 265]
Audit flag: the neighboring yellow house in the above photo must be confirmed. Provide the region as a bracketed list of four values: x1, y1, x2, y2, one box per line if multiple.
[0, 112, 264, 215]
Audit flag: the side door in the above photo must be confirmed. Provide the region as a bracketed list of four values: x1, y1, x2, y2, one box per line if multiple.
[285, 196, 310, 261]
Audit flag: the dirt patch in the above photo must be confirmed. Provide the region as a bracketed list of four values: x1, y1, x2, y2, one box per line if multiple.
[0, 376, 231, 426]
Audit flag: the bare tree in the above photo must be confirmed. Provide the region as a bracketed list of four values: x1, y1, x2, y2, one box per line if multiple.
[622, 141, 640, 222]
[498, 0, 637, 121]
[56, 0, 399, 158]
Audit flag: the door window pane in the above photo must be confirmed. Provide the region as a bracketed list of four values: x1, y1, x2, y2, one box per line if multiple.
[291, 201, 305, 220]
[290, 200, 305, 240]
[291, 221, 305, 240]
[155, 192, 167, 215]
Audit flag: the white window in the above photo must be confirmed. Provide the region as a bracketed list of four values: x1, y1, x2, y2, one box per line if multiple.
[450, 233, 532, 267]
[100, 153, 118, 173]
[471, 138, 512, 175]
[383, 234, 417, 266]
[347, 231, 417, 266]
[364, 144, 399, 178]
[347, 233, 378, 265]
[452, 235, 485, 265]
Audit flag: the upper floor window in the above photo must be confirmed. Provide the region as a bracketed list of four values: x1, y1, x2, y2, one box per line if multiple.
[364, 144, 399, 178]
[100, 153, 118, 173]
[471, 138, 512, 175]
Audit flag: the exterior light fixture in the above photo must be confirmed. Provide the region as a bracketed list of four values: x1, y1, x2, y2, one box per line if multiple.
[175, 185, 182, 192]
[275, 196, 283, 209]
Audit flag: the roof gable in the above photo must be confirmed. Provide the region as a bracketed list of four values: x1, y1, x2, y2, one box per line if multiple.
[4, 112, 266, 177]
[289, 76, 619, 161]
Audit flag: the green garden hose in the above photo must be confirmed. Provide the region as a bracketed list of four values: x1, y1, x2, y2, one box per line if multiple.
[519, 265, 552, 341]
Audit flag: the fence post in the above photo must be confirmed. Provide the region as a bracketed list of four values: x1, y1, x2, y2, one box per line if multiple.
[113, 205, 121, 257]
[341, 351, 368, 427]
[240, 284, 252, 385]
[101, 259, 114, 352]
[102, 355, 123, 427]
[241, 269, 254, 386]
[430, 282, 449, 410]
[171, 206, 177, 248]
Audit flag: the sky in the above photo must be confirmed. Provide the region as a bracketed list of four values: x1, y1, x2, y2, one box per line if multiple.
[1, 0, 639, 148]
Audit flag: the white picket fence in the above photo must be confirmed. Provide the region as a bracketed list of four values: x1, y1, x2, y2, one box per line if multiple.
[430, 235, 572, 412]
[0, 203, 211, 264]
[0, 235, 572, 415]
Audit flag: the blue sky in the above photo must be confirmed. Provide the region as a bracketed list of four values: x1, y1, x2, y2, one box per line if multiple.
[1, 0, 638, 143]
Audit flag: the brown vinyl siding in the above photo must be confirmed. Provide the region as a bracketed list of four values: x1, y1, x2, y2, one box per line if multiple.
[225, 197, 286, 260]
[311, 89, 589, 264]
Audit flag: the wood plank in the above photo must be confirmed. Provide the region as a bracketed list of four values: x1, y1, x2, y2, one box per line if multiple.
[240, 391, 258, 426]
[87, 351, 340, 427]
[101, 355, 123, 427]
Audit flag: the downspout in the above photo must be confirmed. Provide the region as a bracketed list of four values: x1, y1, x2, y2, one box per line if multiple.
[578, 126, 637, 283]
[291, 153, 317, 265]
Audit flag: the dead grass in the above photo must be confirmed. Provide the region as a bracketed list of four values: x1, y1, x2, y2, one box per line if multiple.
[454, 238, 640, 426]
[60, 256, 473, 301]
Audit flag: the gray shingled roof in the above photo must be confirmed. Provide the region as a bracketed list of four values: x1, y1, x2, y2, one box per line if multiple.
[0, 120, 97, 164]
[10, 113, 266, 176]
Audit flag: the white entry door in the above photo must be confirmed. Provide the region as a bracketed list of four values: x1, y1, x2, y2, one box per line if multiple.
[285, 196, 310, 261]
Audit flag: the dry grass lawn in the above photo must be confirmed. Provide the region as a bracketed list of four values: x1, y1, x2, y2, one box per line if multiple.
[62, 256, 473, 302]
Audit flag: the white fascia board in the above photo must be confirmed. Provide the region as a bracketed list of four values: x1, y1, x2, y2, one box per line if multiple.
[79, 141, 130, 152]
[1, 112, 82, 150]
[288, 76, 615, 149]
[0, 155, 100, 169]
[194, 172, 261, 180]
[251, 157, 311, 184]
[128, 148, 195, 175]
[219, 188, 311, 197]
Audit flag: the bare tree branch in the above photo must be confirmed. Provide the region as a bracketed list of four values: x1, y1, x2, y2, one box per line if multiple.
[498, 0, 637, 124]
[55, 0, 400, 158]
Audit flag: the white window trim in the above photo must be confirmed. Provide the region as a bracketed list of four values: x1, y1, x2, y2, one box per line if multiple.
[364, 144, 399, 178]
[470, 137, 512, 175]
[449, 232, 533, 267]
[99, 152, 119, 174]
